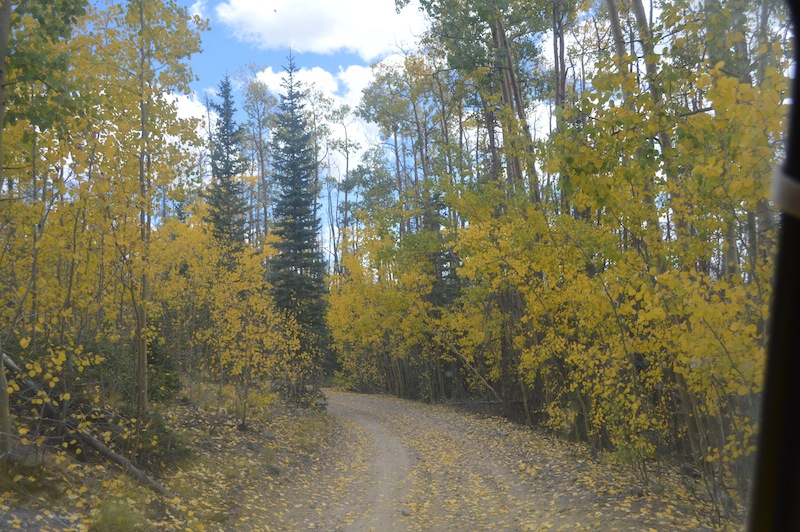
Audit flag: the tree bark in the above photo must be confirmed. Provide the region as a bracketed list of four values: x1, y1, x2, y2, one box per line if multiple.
[553, 0, 569, 212]
[490, 13, 539, 198]
[393, 128, 405, 237]
[605, 0, 627, 71]
[135, 0, 150, 420]
[0, 0, 14, 456]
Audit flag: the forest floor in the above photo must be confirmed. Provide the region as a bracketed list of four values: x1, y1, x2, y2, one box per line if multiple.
[0, 387, 741, 531]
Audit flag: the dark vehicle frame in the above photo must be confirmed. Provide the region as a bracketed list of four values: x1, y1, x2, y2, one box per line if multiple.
[748, 0, 800, 529]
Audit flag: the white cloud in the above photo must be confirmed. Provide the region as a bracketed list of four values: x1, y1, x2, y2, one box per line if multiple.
[252, 63, 383, 180]
[190, 0, 207, 19]
[214, 0, 427, 61]
[337, 64, 373, 110]
[172, 92, 208, 123]
[254, 65, 370, 110]
[200, 53, 416, 182]
[256, 65, 338, 98]
[169, 92, 217, 141]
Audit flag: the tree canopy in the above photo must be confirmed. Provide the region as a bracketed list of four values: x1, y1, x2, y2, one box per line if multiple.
[206, 75, 249, 250]
[0, 0, 790, 527]
[268, 57, 331, 379]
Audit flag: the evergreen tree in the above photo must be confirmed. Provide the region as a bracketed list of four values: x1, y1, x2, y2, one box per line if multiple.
[268, 57, 330, 379]
[206, 75, 248, 249]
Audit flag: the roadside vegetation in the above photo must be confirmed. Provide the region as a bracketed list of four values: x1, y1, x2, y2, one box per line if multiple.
[0, 0, 788, 528]
[1, 377, 333, 530]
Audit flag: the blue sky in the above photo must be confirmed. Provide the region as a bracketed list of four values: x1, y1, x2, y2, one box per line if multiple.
[168, 0, 428, 181]
[176, 0, 427, 115]
[163, 0, 428, 256]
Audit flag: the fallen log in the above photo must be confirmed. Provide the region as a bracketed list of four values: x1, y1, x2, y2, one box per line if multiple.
[1, 352, 174, 498]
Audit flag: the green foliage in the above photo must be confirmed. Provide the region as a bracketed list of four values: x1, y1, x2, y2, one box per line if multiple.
[206, 75, 249, 249]
[147, 356, 182, 404]
[88, 499, 148, 531]
[268, 56, 331, 378]
[328, 0, 787, 519]
[0, 0, 788, 526]
[0, 0, 206, 469]
[5, 0, 89, 127]
[150, 207, 309, 418]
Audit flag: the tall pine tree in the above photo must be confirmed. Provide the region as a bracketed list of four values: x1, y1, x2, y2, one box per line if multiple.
[206, 75, 248, 250]
[268, 57, 330, 380]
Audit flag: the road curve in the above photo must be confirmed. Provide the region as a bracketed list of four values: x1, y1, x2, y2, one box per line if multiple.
[276, 390, 705, 531]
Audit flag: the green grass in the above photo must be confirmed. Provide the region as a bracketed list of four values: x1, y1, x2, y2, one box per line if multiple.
[89, 499, 147, 531]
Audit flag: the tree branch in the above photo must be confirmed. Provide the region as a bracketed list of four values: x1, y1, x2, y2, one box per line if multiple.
[1, 352, 174, 499]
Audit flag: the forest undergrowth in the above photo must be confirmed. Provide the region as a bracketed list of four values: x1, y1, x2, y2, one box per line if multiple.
[0, 0, 789, 529]
[0, 383, 743, 531]
[0, 378, 333, 531]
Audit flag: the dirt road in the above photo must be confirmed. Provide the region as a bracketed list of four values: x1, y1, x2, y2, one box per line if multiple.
[269, 390, 713, 531]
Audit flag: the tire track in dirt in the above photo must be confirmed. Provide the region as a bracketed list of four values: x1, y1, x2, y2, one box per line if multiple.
[328, 394, 412, 530]
[273, 390, 715, 531]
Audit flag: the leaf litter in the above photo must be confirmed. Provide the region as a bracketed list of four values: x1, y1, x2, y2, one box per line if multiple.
[1, 387, 739, 530]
